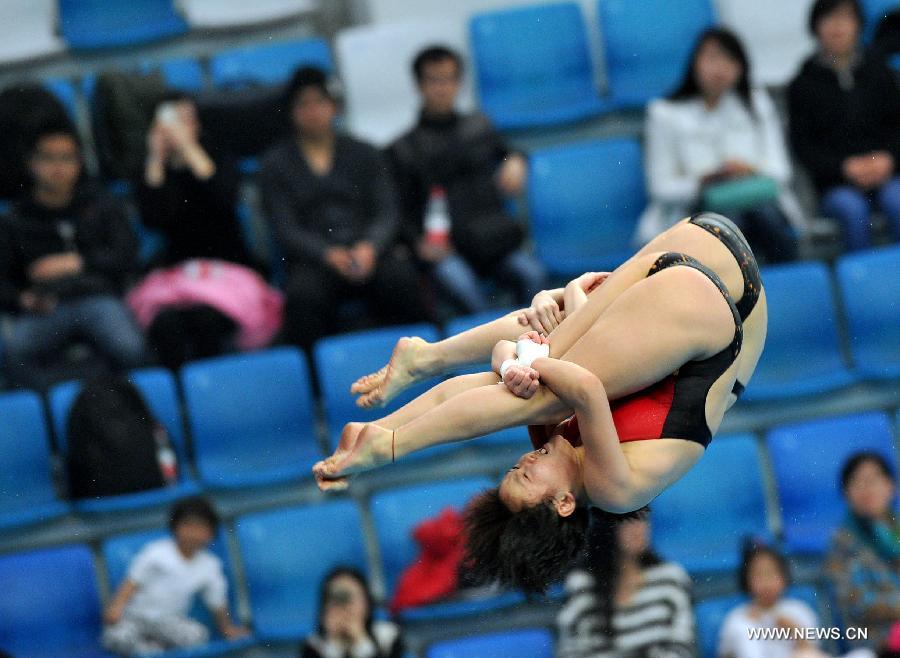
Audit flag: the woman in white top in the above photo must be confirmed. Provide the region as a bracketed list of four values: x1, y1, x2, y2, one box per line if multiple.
[638, 28, 805, 262]
[719, 542, 874, 658]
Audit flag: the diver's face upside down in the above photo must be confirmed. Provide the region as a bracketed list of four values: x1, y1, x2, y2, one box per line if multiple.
[498, 434, 582, 514]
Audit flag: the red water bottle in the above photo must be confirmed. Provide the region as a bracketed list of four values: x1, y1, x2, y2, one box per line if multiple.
[154, 425, 178, 486]
[423, 186, 451, 248]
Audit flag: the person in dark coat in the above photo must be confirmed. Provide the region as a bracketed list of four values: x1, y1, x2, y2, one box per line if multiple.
[788, 0, 900, 250]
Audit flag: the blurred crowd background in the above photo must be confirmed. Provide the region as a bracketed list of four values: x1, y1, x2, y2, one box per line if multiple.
[0, 1, 897, 657]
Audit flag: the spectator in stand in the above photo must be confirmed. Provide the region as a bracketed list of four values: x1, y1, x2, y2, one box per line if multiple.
[718, 541, 854, 658]
[138, 92, 252, 268]
[827, 452, 899, 655]
[0, 121, 148, 389]
[556, 508, 696, 658]
[261, 67, 428, 350]
[638, 28, 803, 263]
[102, 497, 248, 656]
[300, 567, 404, 658]
[788, 0, 900, 251]
[390, 46, 546, 314]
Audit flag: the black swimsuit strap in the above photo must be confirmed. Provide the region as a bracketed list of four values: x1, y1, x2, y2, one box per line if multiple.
[647, 252, 743, 360]
[688, 212, 762, 322]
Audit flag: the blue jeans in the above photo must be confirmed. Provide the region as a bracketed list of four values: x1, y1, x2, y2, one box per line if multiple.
[433, 249, 547, 314]
[4, 295, 148, 389]
[821, 176, 900, 250]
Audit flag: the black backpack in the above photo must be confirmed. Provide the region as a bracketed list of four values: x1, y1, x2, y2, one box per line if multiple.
[66, 375, 176, 499]
[91, 69, 167, 181]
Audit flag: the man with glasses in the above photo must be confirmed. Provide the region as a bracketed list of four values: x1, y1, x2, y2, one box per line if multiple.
[0, 121, 148, 389]
[390, 45, 546, 315]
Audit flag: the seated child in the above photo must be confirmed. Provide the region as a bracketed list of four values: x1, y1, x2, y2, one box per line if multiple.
[102, 497, 248, 656]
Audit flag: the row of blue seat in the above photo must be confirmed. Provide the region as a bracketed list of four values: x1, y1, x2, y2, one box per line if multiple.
[43, 36, 334, 124]
[47, 0, 899, 130]
[2, 429, 887, 658]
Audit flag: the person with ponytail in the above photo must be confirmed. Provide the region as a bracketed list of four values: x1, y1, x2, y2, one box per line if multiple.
[827, 452, 899, 654]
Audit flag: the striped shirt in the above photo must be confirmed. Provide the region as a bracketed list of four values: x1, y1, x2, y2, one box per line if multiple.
[556, 562, 696, 658]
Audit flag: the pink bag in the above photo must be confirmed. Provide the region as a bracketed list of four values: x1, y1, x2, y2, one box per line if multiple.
[128, 260, 283, 351]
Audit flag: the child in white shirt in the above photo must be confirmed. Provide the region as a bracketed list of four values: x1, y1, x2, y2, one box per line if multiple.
[102, 497, 248, 656]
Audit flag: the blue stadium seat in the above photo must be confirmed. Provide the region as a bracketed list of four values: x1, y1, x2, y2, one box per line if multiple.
[44, 77, 79, 121]
[370, 476, 524, 621]
[426, 628, 553, 658]
[469, 3, 607, 130]
[314, 324, 442, 452]
[862, 0, 900, 40]
[836, 244, 900, 380]
[743, 261, 857, 401]
[49, 368, 201, 513]
[766, 411, 897, 554]
[599, 0, 717, 108]
[102, 528, 254, 657]
[235, 500, 368, 641]
[528, 138, 645, 276]
[695, 585, 824, 658]
[694, 592, 745, 658]
[210, 37, 332, 88]
[651, 434, 771, 573]
[181, 347, 319, 489]
[58, 0, 188, 50]
[140, 57, 205, 91]
[0, 390, 70, 531]
[0, 544, 110, 657]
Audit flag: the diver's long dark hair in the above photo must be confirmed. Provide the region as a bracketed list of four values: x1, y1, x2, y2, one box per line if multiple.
[461, 488, 590, 594]
[669, 27, 755, 118]
[580, 506, 657, 638]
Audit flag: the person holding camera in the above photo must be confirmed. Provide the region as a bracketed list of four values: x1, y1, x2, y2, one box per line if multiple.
[300, 567, 404, 658]
[139, 92, 252, 268]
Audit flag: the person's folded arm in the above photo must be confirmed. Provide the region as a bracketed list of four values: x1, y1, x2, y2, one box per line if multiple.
[362, 150, 400, 254]
[530, 357, 637, 512]
[260, 166, 330, 263]
[534, 356, 699, 514]
[81, 201, 138, 284]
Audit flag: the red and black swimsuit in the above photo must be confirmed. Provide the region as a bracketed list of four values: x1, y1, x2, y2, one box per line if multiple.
[535, 237, 752, 450]
[528, 213, 760, 450]
[687, 212, 762, 399]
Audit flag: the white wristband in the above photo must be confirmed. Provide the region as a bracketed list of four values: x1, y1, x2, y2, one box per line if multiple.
[515, 339, 550, 368]
[499, 358, 518, 379]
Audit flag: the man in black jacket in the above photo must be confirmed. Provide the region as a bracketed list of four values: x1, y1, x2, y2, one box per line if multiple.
[260, 67, 428, 350]
[390, 46, 546, 314]
[789, 0, 900, 250]
[0, 122, 148, 388]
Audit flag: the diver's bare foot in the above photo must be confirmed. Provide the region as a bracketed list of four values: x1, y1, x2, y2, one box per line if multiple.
[355, 337, 430, 409]
[314, 422, 365, 480]
[317, 423, 393, 480]
[350, 366, 388, 396]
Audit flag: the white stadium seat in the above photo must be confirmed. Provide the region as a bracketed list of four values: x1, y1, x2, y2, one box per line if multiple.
[715, 0, 816, 86]
[336, 19, 476, 146]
